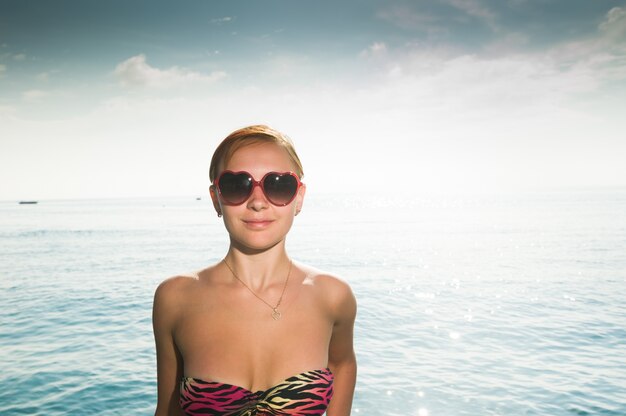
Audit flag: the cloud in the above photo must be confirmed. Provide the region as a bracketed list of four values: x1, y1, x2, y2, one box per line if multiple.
[599, 7, 626, 43]
[22, 90, 49, 102]
[0, 64, 6, 76]
[13, 53, 26, 61]
[374, 53, 583, 118]
[360, 42, 387, 58]
[211, 16, 233, 24]
[373, 3, 626, 112]
[540, 6, 626, 85]
[346, 32, 621, 134]
[113, 54, 226, 88]
[600, 7, 626, 29]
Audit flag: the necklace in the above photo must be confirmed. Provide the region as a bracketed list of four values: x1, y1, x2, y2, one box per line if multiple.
[223, 259, 292, 320]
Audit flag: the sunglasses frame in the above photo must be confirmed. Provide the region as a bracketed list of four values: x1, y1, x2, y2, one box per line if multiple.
[214, 170, 303, 206]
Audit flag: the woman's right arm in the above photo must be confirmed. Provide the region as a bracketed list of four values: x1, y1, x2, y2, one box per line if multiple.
[153, 278, 185, 416]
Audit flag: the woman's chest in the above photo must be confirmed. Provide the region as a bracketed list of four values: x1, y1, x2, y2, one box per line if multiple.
[174, 289, 334, 374]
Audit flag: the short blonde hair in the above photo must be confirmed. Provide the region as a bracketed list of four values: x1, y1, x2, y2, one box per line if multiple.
[209, 125, 304, 182]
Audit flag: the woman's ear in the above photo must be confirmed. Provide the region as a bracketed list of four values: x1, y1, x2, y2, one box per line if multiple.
[295, 183, 306, 216]
[209, 185, 222, 217]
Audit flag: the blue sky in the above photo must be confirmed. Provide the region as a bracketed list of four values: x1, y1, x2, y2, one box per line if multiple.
[1, 0, 625, 199]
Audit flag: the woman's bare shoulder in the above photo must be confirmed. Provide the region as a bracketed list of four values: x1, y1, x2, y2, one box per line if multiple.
[155, 274, 197, 297]
[296, 262, 356, 313]
[298, 262, 350, 286]
[153, 264, 220, 306]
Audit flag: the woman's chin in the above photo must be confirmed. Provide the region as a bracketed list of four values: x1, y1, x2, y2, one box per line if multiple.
[230, 236, 285, 254]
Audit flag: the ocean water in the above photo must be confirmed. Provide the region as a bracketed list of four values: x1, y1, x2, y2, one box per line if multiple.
[1, 190, 625, 415]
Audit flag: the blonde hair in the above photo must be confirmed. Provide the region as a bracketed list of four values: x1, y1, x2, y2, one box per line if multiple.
[209, 125, 304, 182]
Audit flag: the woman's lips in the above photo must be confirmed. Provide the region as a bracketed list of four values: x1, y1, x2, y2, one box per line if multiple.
[242, 219, 274, 229]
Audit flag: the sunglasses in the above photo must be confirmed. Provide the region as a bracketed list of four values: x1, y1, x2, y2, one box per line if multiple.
[214, 170, 302, 206]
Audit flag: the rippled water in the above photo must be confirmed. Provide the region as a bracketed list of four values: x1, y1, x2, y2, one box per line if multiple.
[1, 190, 625, 415]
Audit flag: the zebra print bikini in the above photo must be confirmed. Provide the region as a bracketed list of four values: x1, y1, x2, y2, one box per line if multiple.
[180, 367, 334, 415]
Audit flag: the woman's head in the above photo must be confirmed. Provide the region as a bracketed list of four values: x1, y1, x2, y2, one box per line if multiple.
[209, 125, 304, 182]
[209, 125, 306, 251]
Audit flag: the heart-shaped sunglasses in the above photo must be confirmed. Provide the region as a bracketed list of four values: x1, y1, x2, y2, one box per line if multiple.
[214, 170, 302, 206]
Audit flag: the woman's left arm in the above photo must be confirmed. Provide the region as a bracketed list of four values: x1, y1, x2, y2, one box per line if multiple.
[326, 280, 357, 416]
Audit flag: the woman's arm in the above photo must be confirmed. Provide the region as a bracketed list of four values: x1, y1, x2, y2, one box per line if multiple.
[326, 280, 357, 416]
[153, 278, 185, 416]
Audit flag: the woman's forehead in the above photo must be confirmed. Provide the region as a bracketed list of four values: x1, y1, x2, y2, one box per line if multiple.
[222, 142, 296, 171]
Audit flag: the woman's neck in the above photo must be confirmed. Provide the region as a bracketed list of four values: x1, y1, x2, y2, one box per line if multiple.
[223, 247, 291, 290]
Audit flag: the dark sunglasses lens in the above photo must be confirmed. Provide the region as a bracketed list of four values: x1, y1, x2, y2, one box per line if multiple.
[218, 172, 252, 204]
[263, 173, 298, 206]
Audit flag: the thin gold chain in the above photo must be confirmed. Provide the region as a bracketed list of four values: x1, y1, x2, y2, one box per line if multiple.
[223, 259, 292, 320]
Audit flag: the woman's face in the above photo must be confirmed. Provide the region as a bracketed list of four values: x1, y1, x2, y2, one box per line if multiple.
[211, 142, 305, 253]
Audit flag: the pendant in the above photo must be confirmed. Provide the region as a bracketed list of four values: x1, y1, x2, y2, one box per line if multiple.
[272, 309, 282, 320]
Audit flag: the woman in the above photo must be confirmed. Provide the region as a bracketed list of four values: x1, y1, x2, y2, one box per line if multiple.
[153, 125, 357, 415]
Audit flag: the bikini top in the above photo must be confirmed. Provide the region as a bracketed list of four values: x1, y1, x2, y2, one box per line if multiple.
[180, 368, 334, 415]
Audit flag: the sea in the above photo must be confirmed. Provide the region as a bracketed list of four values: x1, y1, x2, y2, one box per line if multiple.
[1, 189, 625, 416]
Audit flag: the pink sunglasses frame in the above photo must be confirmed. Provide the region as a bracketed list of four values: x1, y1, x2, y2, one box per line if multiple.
[213, 170, 303, 206]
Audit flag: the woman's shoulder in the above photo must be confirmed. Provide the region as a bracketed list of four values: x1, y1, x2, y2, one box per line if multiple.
[155, 273, 198, 296]
[301, 265, 351, 291]
[296, 262, 356, 314]
[153, 264, 220, 306]
[152, 275, 196, 319]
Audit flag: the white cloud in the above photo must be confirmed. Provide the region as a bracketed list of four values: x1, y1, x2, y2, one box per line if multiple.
[355, 55, 560, 136]
[372, 4, 626, 113]
[211, 16, 233, 24]
[13, 53, 26, 61]
[22, 89, 49, 102]
[597, 6, 626, 58]
[113, 54, 226, 88]
[600, 7, 626, 37]
[541, 7, 626, 84]
[0, 64, 6, 76]
[36, 72, 49, 82]
[360, 42, 387, 58]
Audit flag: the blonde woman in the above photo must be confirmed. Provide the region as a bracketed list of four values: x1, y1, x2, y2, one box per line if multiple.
[153, 125, 357, 415]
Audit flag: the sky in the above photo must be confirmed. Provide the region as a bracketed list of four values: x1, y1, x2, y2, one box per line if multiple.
[1, 0, 625, 200]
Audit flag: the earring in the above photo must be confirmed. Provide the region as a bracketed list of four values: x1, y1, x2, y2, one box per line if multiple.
[217, 212, 222, 218]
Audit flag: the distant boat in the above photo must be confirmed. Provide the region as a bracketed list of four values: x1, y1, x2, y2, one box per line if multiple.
[196, 197, 202, 200]
[19, 201, 38, 204]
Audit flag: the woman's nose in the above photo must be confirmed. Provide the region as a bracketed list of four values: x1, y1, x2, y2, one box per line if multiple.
[246, 183, 269, 210]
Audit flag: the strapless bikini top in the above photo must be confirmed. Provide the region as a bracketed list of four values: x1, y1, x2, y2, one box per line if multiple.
[180, 368, 334, 415]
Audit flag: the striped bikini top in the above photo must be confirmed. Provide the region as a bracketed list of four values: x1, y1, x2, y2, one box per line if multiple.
[180, 368, 334, 415]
